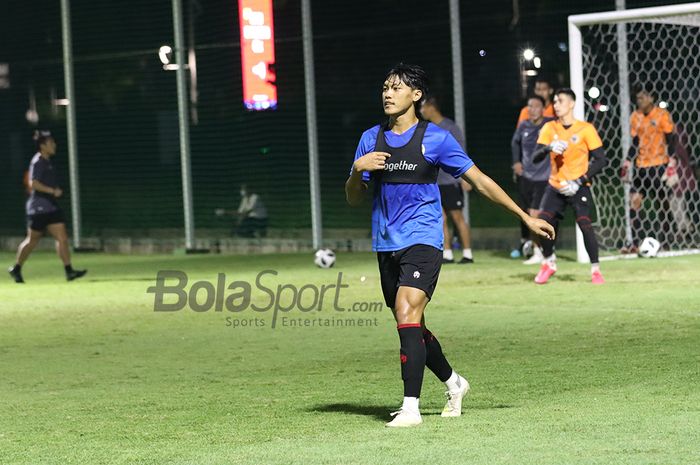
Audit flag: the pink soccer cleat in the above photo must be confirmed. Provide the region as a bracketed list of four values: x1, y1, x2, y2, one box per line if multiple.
[591, 270, 605, 285]
[534, 262, 556, 284]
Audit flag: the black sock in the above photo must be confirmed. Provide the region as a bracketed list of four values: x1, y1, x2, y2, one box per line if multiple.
[520, 220, 529, 244]
[577, 216, 599, 264]
[423, 328, 453, 382]
[538, 211, 558, 257]
[397, 324, 426, 398]
[12, 264, 21, 272]
[65, 264, 73, 273]
[630, 208, 643, 246]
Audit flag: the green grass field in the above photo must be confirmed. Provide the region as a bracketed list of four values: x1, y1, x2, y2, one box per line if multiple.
[1, 251, 698, 465]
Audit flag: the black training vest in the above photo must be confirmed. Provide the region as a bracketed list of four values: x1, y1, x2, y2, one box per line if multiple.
[373, 120, 438, 184]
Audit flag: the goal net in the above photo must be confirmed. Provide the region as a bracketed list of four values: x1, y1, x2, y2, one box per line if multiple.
[570, 4, 700, 253]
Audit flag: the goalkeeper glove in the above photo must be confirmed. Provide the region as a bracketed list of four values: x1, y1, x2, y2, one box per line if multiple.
[662, 157, 680, 188]
[550, 139, 568, 155]
[557, 176, 587, 197]
[620, 159, 633, 183]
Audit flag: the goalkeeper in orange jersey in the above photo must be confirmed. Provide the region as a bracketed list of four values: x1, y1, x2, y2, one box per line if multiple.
[620, 85, 677, 253]
[530, 88, 608, 285]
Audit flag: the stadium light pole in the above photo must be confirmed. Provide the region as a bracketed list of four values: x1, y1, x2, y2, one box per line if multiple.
[449, 0, 471, 227]
[449, 0, 466, 137]
[616, 0, 634, 247]
[172, 0, 197, 251]
[568, 9, 589, 263]
[60, 0, 83, 249]
[302, 0, 323, 250]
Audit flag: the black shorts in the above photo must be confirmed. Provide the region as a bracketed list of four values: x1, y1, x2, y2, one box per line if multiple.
[439, 184, 464, 211]
[27, 209, 65, 232]
[377, 244, 442, 308]
[539, 184, 593, 221]
[632, 165, 666, 197]
[518, 176, 548, 211]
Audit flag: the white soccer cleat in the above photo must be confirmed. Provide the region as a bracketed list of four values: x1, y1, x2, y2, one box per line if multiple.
[441, 376, 470, 417]
[523, 246, 544, 265]
[385, 408, 423, 427]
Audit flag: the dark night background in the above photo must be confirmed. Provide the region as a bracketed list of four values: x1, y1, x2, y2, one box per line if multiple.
[0, 0, 686, 236]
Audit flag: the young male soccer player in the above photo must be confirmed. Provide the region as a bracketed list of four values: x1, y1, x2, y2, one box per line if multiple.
[531, 88, 608, 285]
[516, 77, 555, 127]
[511, 95, 554, 265]
[420, 96, 474, 264]
[8, 131, 87, 283]
[345, 64, 554, 427]
[513, 78, 555, 255]
[620, 85, 676, 252]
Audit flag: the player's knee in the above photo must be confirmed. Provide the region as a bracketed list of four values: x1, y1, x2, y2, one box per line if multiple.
[393, 299, 423, 324]
[538, 210, 556, 225]
[576, 216, 593, 230]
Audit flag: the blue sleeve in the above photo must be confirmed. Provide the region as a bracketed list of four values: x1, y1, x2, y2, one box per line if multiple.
[349, 127, 378, 182]
[428, 131, 474, 178]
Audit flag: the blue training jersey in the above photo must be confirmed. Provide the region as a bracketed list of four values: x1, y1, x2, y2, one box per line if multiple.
[351, 121, 475, 252]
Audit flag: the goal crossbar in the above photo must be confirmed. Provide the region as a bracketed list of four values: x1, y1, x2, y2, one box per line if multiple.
[569, 2, 700, 27]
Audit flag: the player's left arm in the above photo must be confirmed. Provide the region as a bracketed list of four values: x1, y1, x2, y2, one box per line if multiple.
[434, 132, 553, 240]
[582, 127, 608, 183]
[662, 111, 676, 156]
[462, 166, 554, 240]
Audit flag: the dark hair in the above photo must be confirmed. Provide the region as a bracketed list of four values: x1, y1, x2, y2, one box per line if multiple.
[421, 95, 440, 112]
[527, 95, 546, 106]
[385, 63, 429, 111]
[534, 76, 553, 88]
[33, 130, 53, 150]
[554, 88, 576, 101]
[633, 83, 656, 100]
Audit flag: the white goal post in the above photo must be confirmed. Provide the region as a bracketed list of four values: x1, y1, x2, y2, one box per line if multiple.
[568, 3, 700, 262]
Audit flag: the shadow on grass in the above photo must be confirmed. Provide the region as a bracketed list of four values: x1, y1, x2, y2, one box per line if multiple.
[511, 273, 577, 282]
[310, 402, 515, 419]
[309, 403, 391, 421]
[483, 250, 577, 262]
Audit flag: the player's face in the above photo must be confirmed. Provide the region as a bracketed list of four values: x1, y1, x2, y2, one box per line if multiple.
[636, 91, 654, 112]
[534, 82, 552, 103]
[41, 138, 57, 156]
[419, 102, 435, 121]
[382, 76, 421, 117]
[527, 98, 544, 121]
[553, 94, 574, 118]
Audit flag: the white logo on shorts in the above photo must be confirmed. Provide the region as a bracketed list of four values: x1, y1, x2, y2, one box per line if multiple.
[581, 196, 588, 202]
[413, 271, 421, 279]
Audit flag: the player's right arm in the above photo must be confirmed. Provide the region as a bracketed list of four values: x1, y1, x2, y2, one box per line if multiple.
[531, 122, 566, 163]
[31, 179, 62, 198]
[510, 126, 524, 177]
[345, 151, 390, 206]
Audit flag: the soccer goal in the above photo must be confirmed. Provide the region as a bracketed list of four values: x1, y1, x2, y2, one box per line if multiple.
[568, 3, 700, 262]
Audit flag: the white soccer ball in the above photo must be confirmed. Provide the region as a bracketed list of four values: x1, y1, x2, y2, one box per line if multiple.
[314, 248, 336, 268]
[638, 237, 661, 258]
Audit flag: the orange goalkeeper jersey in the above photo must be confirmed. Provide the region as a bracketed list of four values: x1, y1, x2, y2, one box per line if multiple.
[630, 106, 674, 168]
[516, 102, 555, 127]
[537, 120, 603, 188]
